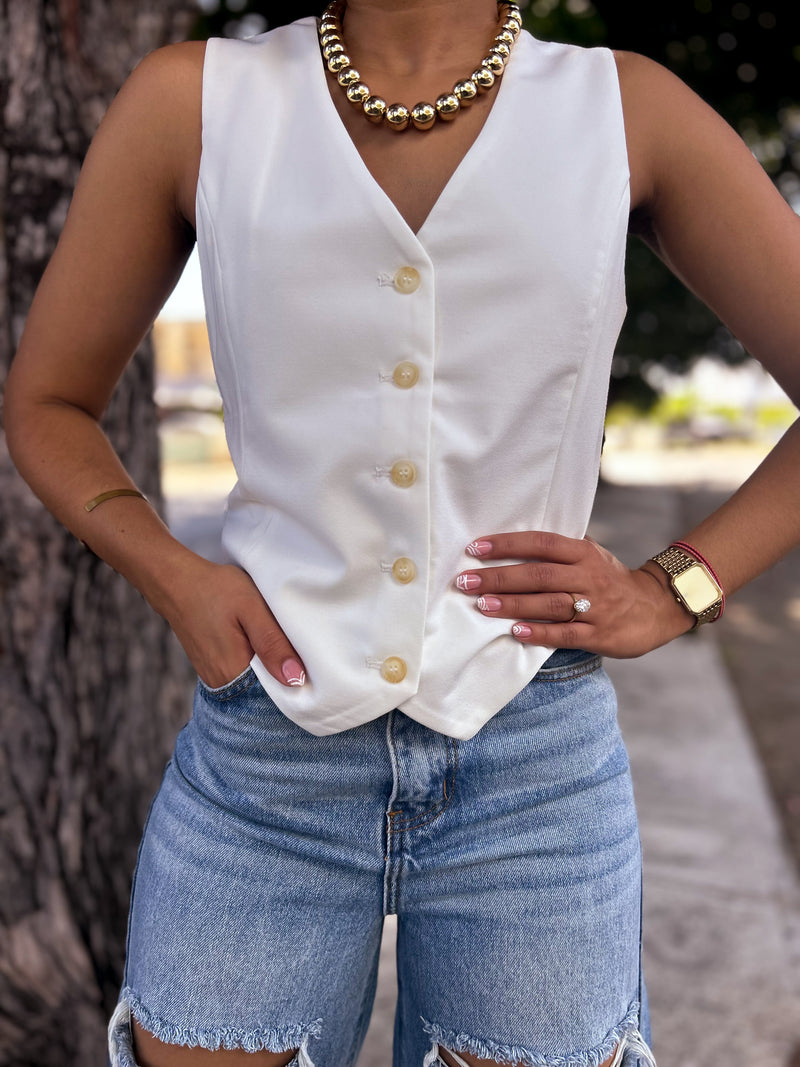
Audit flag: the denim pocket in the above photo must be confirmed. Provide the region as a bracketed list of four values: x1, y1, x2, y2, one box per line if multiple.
[196, 662, 259, 701]
[534, 647, 602, 681]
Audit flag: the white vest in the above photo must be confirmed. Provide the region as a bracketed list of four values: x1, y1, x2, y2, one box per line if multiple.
[196, 19, 630, 739]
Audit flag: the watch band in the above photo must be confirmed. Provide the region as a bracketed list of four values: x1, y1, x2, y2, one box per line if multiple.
[650, 545, 724, 627]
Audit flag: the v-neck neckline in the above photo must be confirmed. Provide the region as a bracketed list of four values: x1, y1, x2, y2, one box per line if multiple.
[308, 19, 527, 244]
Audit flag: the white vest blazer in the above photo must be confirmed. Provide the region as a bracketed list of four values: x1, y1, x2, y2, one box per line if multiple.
[196, 18, 630, 739]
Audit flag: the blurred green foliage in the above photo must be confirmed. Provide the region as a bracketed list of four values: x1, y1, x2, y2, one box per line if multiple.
[192, 0, 800, 407]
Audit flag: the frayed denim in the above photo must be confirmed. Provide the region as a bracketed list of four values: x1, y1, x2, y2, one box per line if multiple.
[109, 650, 656, 1067]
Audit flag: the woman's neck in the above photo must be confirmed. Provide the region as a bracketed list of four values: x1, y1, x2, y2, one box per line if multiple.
[339, 0, 502, 80]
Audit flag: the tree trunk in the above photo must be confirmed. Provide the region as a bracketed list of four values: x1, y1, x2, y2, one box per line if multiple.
[0, 3, 197, 1064]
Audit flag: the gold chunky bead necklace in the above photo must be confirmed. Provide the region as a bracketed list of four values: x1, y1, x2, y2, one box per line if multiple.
[318, 0, 523, 132]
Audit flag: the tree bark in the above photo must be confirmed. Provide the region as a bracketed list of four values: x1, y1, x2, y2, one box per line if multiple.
[0, 3, 196, 1064]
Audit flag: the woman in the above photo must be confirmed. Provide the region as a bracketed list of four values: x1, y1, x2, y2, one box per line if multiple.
[5, 1, 800, 1065]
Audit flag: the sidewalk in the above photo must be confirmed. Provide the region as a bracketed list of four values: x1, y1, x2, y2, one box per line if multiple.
[588, 483, 800, 1067]
[166, 479, 800, 1067]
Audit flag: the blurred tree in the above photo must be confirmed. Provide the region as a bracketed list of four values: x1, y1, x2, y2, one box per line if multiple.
[0, 2, 195, 1064]
[192, 0, 800, 406]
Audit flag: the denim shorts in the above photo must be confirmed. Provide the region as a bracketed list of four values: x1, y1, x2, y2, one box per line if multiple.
[108, 648, 656, 1067]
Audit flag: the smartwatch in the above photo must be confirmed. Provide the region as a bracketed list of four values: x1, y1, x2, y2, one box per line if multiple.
[649, 545, 724, 628]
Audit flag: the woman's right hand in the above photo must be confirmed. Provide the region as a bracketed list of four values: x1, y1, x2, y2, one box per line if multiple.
[160, 557, 306, 690]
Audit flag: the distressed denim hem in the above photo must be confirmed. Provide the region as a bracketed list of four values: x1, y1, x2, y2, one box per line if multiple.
[421, 1000, 657, 1067]
[108, 990, 320, 1066]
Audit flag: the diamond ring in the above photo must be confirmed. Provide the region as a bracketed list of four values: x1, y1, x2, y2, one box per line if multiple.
[570, 596, 591, 621]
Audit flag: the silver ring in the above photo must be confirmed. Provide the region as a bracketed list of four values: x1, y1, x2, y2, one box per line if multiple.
[570, 596, 591, 621]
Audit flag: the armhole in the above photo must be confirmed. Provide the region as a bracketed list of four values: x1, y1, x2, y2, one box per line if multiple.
[606, 48, 632, 201]
[195, 36, 217, 229]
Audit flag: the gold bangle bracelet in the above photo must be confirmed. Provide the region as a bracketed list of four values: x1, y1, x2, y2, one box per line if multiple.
[84, 488, 148, 513]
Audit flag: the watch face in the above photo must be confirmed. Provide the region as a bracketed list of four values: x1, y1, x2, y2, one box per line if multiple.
[674, 563, 722, 613]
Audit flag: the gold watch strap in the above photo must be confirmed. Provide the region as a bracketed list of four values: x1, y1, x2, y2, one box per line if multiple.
[650, 546, 723, 627]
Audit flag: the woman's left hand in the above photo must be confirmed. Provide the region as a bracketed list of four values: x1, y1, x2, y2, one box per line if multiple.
[455, 531, 694, 658]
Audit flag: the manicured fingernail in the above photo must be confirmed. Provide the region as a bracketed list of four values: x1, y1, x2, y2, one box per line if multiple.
[281, 658, 306, 686]
[512, 623, 532, 639]
[456, 573, 482, 592]
[477, 595, 502, 613]
[466, 540, 492, 557]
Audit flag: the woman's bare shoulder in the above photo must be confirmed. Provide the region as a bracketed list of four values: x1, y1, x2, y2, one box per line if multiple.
[8, 39, 212, 421]
[612, 49, 800, 396]
[130, 38, 208, 86]
[611, 49, 714, 211]
[115, 39, 207, 139]
[611, 49, 771, 216]
[101, 40, 207, 226]
[111, 40, 207, 131]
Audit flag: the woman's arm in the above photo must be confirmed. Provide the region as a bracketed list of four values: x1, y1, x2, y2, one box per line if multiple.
[4, 42, 306, 689]
[455, 51, 800, 654]
[620, 51, 800, 590]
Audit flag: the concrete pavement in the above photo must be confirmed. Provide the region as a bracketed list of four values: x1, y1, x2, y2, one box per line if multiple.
[166, 480, 800, 1067]
[589, 483, 800, 1067]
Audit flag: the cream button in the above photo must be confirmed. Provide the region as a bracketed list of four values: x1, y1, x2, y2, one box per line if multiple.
[381, 656, 407, 683]
[392, 361, 420, 389]
[390, 460, 417, 488]
[392, 557, 417, 584]
[393, 266, 420, 294]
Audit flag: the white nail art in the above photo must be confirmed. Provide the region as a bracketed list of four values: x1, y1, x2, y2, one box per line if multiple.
[466, 539, 492, 557]
[456, 574, 481, 591]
